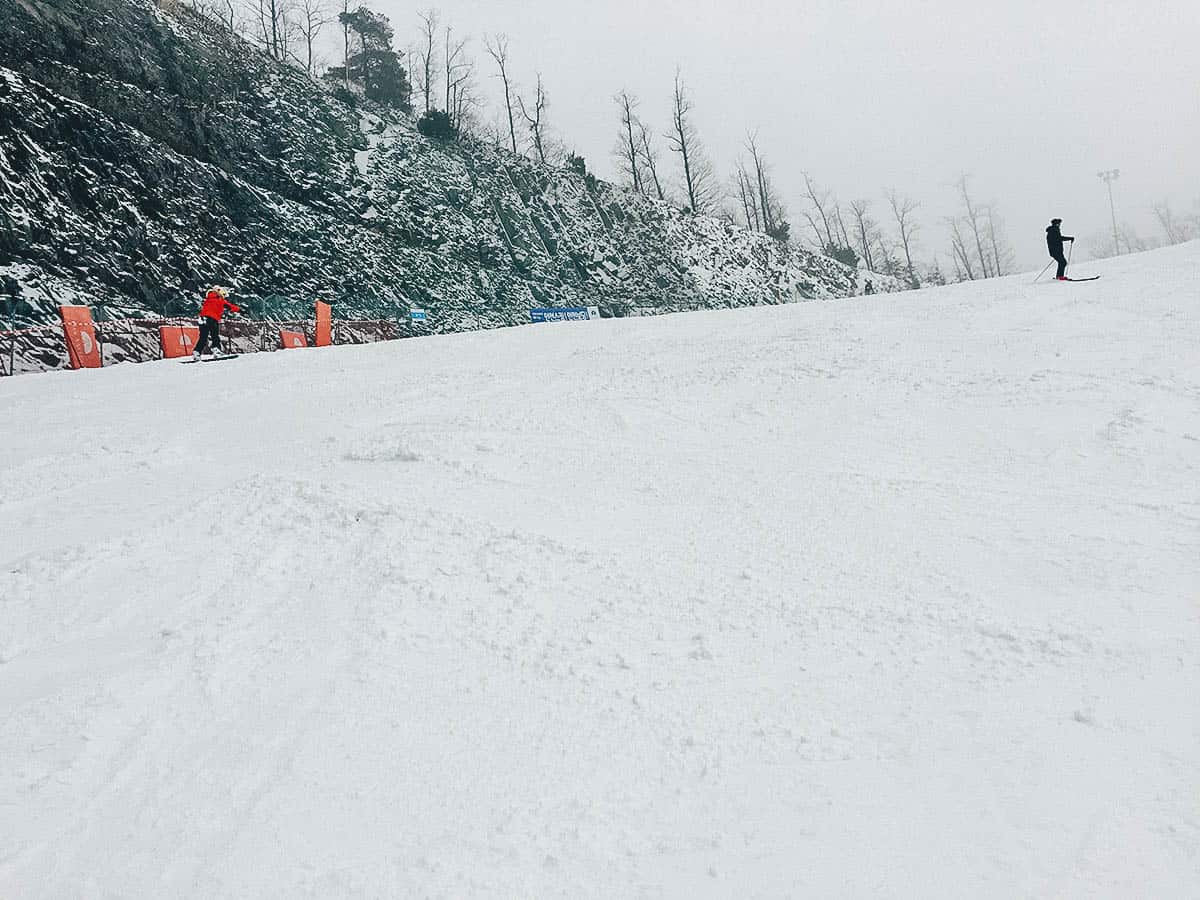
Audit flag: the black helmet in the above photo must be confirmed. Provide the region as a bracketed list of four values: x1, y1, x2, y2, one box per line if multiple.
[1051, 218, 1062, 225]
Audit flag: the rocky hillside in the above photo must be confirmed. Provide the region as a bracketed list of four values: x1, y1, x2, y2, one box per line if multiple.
[0, 0, 887, 332]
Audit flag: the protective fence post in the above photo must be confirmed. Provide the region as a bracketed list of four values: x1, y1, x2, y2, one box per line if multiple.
[59, 306, 102, 369]
[7, 284, 16, 375]
[279, 329, 307, 349]
[5, 296, 13, 377]
[315, 301, 332, 347]
[259, 295, 269, 353]
[95, 301, 105, 368]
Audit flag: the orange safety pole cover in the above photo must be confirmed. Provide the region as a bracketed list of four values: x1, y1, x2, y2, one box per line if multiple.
[314, 301, 332, 347]
[59, 306, 102, 369]
[159, 324, 200, 359]
[279, 329, 308, 349]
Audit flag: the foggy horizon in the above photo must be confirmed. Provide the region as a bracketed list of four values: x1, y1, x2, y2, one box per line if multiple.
[370, 0, 1198, 271]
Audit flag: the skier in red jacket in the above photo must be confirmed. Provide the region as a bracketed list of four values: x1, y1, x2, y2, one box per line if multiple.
[193, 286, 240, 360]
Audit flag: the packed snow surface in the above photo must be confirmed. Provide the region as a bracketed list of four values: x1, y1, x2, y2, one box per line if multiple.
[2, 243, 1198, 897]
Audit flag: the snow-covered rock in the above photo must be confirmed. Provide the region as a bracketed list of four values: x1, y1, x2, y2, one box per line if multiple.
[0, 0, 890, 353]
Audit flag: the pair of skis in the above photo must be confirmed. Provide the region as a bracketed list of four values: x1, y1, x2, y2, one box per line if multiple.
[1033, 269, 1101, 284]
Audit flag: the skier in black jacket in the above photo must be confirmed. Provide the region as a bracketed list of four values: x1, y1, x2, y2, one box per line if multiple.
[1046, 218, 1075, 280]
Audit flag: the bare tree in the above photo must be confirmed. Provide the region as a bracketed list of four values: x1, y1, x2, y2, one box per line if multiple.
[742, 131, 789, 240]
[339, 0, 350, 88]
[886, 190, 921, 286]
[849, 200, 879, 271]
[196, 0, 237, 31]
[517, 74, 549, 164]
[449, 62, 478, 133]
[413, 9, 439, 113]
[613, 90, 643, 195]
[450, 71, 480, 135]
[745, 132, 773, 233]
[282, 6, 299, 63]
[948, 216, 977, 280]
[637, 120, 666, 201]
[984, 205, 1012, 277]
[954, 175, 992, 277]
[484, 34, 519, 155]
[834, 205, 853, 251]
[294, 0, 328, 76]
[443, 26, 472, 130]
[254, 0, 288, 60]
[482, 112, 508, 150]
[1122, 223, 1153, 252]
[253, 0, 303, 64]
[1152, 199, 1196, 245]
[944, 176, 1012, 280]
[874, 232, 900, 277]
[667, 70, 717, 214]
[733, 161, 761, 230]
[801, 173, 836, 249]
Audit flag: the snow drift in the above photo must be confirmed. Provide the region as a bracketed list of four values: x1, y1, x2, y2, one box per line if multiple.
[1, 243, 1198, 897]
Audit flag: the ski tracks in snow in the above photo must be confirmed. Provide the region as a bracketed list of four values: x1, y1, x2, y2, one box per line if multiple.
[1, 243, 1199, 896]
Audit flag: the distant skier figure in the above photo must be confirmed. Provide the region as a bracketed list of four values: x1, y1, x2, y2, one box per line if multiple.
[1046, 218, 1075, 281]
[193, 286, 240, 360]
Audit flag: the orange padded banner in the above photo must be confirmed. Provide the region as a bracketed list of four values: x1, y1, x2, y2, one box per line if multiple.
[315, 301, 332, 347]
[160, 325, 200, 359]
[279, 329, 307, 349]
[59, 306, 101, 369]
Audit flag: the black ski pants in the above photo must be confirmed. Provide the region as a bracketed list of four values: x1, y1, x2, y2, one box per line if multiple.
[1051, 252, 1067, 279]
[195, 316, 221, 354]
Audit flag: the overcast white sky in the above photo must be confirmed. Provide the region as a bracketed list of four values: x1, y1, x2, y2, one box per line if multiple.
[373, 0, 1199, 270]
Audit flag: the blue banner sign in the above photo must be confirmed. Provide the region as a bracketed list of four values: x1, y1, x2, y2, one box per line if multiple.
[409, 309, 427, 321]
[530, 307, 591, 323]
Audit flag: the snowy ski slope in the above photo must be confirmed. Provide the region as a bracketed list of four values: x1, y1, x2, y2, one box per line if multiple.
[1, 243, 1198, 897]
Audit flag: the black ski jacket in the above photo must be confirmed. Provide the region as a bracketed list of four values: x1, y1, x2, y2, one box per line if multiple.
[1046, 224, 1073, 256]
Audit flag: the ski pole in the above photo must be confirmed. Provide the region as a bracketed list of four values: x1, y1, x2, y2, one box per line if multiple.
[1032, 260, 1054, 284]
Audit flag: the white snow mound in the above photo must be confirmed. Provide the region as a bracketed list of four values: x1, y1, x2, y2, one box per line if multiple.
[2, 242, 1199, 898]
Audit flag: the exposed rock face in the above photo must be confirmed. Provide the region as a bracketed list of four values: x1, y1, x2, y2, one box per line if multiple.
[0, 0, 886, 336]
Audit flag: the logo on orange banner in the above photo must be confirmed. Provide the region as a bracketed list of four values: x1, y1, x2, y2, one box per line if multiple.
[59, 306, 102, 369]
[279, 329, 308, 349]
[315, 301, 332, 347]
[159, 325, 200, 359]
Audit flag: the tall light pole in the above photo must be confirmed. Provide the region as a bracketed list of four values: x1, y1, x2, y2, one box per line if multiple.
[1097, 169, 1121, 255]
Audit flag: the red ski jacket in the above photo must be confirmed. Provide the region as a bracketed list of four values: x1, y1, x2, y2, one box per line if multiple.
[200, 292, 241, 320]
